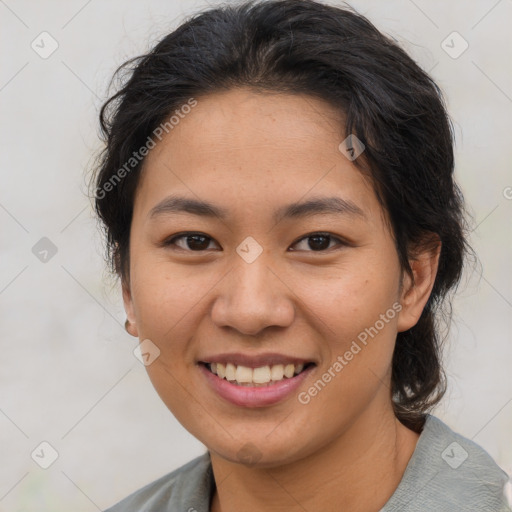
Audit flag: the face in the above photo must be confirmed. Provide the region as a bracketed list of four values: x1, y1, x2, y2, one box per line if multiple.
[123, 87, 427, 467]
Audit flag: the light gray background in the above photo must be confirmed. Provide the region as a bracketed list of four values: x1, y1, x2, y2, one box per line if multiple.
[1, 0, 511, 510]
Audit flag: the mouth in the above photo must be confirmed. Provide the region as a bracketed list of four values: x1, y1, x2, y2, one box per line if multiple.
[199, 359, 316, 407]
[200, 361, 316, 387]
[197, 352, 318, 407]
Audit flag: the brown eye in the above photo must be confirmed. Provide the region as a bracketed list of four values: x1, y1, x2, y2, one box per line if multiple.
[164, 233, 219, 251]
[162, 231, 347, 253]
[290, 232, 346, 252]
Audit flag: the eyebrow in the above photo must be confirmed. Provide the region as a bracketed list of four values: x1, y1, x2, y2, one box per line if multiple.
[148, 194, 366, 222]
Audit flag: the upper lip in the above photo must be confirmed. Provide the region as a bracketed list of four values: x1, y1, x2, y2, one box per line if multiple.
[198, 352, 316, 368]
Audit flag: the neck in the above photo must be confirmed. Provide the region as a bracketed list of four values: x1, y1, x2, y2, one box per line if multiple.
[209, 406, 421, 512]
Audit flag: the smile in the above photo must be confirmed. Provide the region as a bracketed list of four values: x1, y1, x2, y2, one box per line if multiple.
[198, 358, 317, 407]
[204, 361, 315, 387]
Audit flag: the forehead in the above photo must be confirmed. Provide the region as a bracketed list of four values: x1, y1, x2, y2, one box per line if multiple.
[186, 87, 343, 135]
[135, 87, 381, 223]
[146, 87, 345, 163]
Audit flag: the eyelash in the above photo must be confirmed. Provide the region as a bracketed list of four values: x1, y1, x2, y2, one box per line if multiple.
[162, 231, 348, 253]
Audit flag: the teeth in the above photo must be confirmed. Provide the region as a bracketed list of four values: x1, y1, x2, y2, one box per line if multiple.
[253, 366, 271, 384]
[207, 361, 308, 386]
[235, 365, 253, 383]
[225, 363, 236, 381]
[284, 363, 295, 378]
[270, 364, 284, 381]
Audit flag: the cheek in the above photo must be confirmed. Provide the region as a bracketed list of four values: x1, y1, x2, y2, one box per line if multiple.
[298, 263, 400, 393]
[297, 260, 400, 334]
[130, 260, 211, 341]
[131, 264, 206, 421]
[305, 307, 399, 424]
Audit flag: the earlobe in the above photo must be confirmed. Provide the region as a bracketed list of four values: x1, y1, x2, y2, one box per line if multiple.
[122, 279, 139, 338]
[397, 239, 441, 333]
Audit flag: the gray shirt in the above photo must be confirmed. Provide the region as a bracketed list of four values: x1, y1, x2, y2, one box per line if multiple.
[104, 414, 511, 511]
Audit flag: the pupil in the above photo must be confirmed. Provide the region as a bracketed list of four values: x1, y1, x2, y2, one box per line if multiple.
[188, 235, 209, 250]
[309, 235, 329, 251]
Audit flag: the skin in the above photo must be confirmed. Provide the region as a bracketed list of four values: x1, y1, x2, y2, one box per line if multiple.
[122, 87, 441, 511]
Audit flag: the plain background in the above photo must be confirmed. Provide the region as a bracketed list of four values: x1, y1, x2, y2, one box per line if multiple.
[1, 0, 511, 510]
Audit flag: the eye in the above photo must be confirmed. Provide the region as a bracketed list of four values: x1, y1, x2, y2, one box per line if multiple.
[163, 232, 220, 252]
[162, 231, 347, 253]
[289, 232, 347, 252]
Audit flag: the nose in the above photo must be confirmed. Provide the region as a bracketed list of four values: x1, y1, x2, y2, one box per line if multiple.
[210, 254, 295, 336]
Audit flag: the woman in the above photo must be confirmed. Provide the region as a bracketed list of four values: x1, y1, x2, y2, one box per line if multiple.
[91, 0, 511, 510]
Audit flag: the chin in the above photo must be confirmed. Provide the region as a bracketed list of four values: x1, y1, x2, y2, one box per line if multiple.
[207, 432, 318, 469]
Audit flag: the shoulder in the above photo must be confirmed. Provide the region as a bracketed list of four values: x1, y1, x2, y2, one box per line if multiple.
[382, 414, 511, 512]
[103, 451, 213, 512]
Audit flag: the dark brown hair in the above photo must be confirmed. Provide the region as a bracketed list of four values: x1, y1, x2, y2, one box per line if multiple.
[89, 0, 473, 432]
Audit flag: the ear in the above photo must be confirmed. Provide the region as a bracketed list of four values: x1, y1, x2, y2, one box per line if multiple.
[397, 236, 441, 333]
[122, 277, 139, 338]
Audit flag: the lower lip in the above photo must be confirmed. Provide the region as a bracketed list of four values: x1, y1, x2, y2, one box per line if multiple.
[199, 363, 315, 407]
